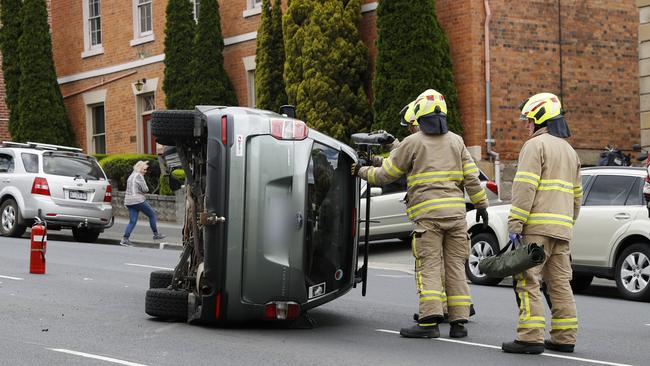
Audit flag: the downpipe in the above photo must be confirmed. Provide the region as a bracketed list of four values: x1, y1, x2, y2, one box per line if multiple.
[484, 0, 501, 202]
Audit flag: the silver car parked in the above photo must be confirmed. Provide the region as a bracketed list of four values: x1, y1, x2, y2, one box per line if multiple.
[0, 141, 113, 242]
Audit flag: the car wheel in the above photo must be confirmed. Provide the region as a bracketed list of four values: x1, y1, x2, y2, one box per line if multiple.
[615, 244, 650, 302]
[150, 270, 174, 289]
[145, 288, 188, 321]
[570, 274, 593, 293]
[0, 199, 26, 238]
[151, 110, 196, 146]
[465, 232, 503, 286]
[71, 228, 101, 243]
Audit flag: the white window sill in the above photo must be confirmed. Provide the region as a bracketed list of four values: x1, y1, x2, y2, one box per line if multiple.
[130, 34, 155, 47]
[242, 7, 261, 18]
[81, 46, 104, 59]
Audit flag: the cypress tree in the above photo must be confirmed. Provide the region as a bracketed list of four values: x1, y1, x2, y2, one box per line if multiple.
[163, 0, 196, 110]
[191, 0, 238, 106]
[255, 0, 287, 112]
[15, 0, 75, 145]
[283, 0, 316, 107]
[372, 0, 462, 139]
[0, 0, 22, 136]
[284, 0, 371, 142]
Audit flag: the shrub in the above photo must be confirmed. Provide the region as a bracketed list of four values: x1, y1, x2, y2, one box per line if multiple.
[92, 153, 108, 162]
[159, 174, 172, 196]
[171, 168, 186, 181]
[100, 154, 160, 191]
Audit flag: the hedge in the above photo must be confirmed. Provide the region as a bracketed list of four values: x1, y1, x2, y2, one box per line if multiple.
[99, 154, 160, 192]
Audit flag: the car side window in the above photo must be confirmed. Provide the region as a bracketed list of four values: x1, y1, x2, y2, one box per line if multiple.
[0, 153, 14, 173]
[21, 153, 39, 173]
[381, 175, 407, 195]
[584, 175, 636, 206]
[625, 177, 644, 206]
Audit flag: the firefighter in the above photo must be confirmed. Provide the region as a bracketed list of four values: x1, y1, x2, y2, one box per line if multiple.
[352, 89, 489, 338]
[501, 93, 581, 354]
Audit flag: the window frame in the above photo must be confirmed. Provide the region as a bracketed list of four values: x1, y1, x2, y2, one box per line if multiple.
[583, 174, 637, 207]
[191, 0, 200, 22]
[243, 0, 262, 17]
[130, 0, 154, 46]
[81, 0, 104, 58]
[91, 104, 107, 154]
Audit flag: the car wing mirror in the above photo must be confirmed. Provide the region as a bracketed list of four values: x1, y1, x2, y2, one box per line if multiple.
[633, 144, 642, 152]
[637, 152, 648, 162]
[370, 187, 383, 197]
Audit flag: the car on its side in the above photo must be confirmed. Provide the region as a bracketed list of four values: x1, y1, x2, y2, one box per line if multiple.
[0, 141, 113, 242]
[359, 170, 499, 242]
[465, 166, 650, 302]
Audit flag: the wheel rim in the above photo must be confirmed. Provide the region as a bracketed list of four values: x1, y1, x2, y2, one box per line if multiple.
[2, 205, 15, 232]
[468, 240, 495, 278]
[620, 252, 650, 294]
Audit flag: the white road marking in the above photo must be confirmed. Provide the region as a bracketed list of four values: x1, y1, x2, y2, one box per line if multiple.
[124, 263, 173, 270]
[0, 275, 24, 280]
[48, 348, 150, 366]
[376, 330, 634, 366]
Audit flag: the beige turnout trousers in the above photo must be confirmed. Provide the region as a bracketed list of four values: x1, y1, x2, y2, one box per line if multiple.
[412, 217, 471, 322]
[515, 234, 577, 344]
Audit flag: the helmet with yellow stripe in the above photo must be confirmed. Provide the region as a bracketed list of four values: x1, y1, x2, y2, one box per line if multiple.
[399, 89, 449, 135]
[519, 92, 562, 125]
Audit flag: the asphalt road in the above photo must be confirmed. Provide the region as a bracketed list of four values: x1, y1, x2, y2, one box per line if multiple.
[0, 237, 647, 366]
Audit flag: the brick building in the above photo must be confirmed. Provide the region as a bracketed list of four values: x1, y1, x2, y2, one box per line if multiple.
[0, 1, 641, 172]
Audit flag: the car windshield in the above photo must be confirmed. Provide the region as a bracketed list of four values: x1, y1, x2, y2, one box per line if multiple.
[43, 153, 105, 180]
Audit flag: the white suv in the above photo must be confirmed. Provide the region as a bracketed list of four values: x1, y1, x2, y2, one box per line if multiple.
[465, 166, 650, 302]
[0, 141, 113, 242]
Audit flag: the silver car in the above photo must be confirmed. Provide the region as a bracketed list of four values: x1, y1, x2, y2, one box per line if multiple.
[0, 141, 113, 242]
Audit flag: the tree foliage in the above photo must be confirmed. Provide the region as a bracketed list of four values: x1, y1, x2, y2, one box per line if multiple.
[284, 0, 371, 143]
[0, 0, 22, 135]
[191, 0, 238, 106]
[163, 0, 196, 110]
[372, 0, 462, 139]
[255, 0, 287, 112]
[15, 0, 75, 145]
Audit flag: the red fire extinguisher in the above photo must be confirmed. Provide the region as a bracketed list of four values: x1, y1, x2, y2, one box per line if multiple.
[30, 218, 47, 274]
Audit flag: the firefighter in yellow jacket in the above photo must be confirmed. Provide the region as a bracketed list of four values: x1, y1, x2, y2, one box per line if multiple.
[352, 89, 489, 338]
[501, 93, 581, 354]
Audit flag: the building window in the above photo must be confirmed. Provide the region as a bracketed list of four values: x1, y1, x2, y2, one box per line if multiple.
[191, 0, 200, 21]
[247, 70, 256, 107]
[92, 104, 106, 154]
[143, 94, 156, 112]
[82, 0, 103, 58]
[250, 0, 262, 8]
[243, 0, 262, 17]
[131, 0, 154, 46]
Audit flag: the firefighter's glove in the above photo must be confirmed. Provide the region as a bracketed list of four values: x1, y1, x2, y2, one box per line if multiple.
[351, 163, 362, 177]
[508, 232, 523, 247]
[475, 208, 489, 229]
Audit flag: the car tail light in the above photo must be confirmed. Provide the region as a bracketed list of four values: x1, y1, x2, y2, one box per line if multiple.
[486, 180, 498, 195]
[103, 185, 112, 203]
[270, 119, 308, 140]
[31, 177, 50, 196]
[215, 292, 222, 320]
[221, 115, 228, 146]
[263, 301, 301, 320]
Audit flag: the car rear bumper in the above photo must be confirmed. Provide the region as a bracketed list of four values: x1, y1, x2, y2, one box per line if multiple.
[22, 196, 113, 228]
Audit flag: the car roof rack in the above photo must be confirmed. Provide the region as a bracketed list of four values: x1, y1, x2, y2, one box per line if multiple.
[1, 141, 83, 152]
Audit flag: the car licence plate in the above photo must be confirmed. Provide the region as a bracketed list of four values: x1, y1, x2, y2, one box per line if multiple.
[69, 190, 87, 200]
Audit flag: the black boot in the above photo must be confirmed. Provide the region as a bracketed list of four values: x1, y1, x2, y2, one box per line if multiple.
[449, 321, 468, 338]
[544, 340, 574, 353]
[470, 304, 476, 317]
[501, 340, 545, 354]
[400, 315, 441, 338]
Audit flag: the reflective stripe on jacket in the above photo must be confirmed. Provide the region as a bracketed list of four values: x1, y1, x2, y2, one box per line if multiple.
[359, 131, 488, 221]
[508, 127, 581, 241]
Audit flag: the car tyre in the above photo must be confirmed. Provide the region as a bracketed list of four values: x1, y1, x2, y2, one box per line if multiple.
[145, 288, 189, 321]
[151, 110, 196, 146]
[614, 244, 650, 302]
[0, 199, 26, 238]
[465, 232, 503, 286]
[570, 274, 593, 293]
[150, 270, 174, 289]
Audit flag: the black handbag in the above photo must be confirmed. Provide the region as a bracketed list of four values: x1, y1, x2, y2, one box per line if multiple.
[478, 240, 546, 278]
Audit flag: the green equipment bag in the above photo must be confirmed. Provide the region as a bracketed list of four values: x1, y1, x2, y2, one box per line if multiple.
[478, 240, 546, 278]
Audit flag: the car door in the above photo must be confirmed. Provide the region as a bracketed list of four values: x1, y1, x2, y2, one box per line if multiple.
[360, 176, 412, 239]
[572, 174, 639, 267]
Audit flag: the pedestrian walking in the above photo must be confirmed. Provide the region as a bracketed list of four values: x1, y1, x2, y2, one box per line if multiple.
[502, 92, 581, 354]
[352, 89, 489, 338]
[120, 161, 167, 246]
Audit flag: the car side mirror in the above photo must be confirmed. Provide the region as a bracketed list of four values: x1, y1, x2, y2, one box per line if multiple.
[370, 187, 383, 197]
[633, 144, 642, 152]
[638, 152, 649, 162]
[279, 105, 296, 119]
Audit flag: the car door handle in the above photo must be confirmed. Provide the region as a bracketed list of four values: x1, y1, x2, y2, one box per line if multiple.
[614, 213, 631, 220]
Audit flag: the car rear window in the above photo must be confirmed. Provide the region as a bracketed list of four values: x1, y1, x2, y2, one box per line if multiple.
[43, 153, 106, 180]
